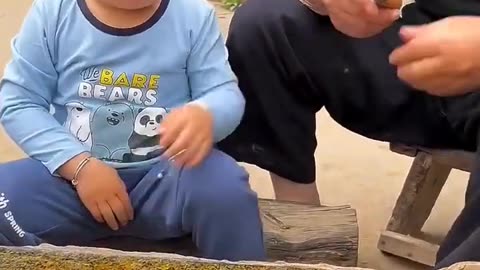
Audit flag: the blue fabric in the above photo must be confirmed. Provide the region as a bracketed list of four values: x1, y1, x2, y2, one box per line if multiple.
[0, 149, 265, 261]
[0, 0, 245, 173]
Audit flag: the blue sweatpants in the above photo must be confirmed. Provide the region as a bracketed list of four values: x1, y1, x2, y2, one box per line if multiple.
[0, 149, 266, 261]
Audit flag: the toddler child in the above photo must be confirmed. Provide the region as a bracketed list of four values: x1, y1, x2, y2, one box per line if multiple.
[0, 0, 265, 261]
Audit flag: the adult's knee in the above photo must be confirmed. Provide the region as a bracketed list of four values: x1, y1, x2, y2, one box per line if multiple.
[179, 150, 259, 216]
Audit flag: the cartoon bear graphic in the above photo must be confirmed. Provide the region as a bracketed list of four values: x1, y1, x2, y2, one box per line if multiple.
[90, 102, 135, 162]
[125, 107, 168, 162]
[64, 102, 92, 148]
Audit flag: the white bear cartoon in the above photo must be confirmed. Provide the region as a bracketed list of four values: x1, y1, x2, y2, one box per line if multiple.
[64, 102, 92, 148]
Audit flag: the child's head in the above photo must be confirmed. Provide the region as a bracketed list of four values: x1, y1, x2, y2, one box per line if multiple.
[95, 0, 161, 10]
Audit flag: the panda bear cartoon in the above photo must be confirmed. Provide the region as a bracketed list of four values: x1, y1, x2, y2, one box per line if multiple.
[125, 107, 168, 162]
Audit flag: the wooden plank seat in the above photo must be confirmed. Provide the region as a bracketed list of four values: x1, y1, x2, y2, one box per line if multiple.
[377, 143, 475, 266]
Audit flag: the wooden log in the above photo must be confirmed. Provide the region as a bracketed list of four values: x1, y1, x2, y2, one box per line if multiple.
[0, 245, 367, 270]
[92, 199, 359, 267]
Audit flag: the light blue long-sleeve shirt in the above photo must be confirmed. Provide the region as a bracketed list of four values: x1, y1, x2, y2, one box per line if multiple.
[0, 0, 244, 173]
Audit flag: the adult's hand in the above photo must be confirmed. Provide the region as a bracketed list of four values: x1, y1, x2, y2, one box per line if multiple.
[389, 16, 480, 96]
[321, 0, 400, 38]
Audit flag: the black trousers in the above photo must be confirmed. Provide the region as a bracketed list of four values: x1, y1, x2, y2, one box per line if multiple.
[217, 0, 480, 267]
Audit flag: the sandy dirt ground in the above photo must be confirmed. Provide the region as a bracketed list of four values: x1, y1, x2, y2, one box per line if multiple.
[0, 1, 472, 269]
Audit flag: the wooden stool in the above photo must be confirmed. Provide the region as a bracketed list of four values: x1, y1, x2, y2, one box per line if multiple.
[377, 143, 475, 266]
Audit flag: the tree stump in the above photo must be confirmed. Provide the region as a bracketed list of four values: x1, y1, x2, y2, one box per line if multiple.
[91, 199, 359, 267]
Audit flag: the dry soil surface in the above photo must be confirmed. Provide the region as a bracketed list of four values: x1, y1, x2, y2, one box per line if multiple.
[0, 1, 471, 270]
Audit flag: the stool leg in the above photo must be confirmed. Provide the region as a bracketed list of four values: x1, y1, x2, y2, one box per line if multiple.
[387, 151, 452, 235]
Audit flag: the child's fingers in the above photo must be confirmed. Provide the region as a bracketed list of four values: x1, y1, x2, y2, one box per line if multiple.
[159, 126, 182, 150]
[159, 114, 187, 150]
[163, 129, 190, 162]
[187, 140, 212, 168]
[85, 201, 104, 223]
[173, 148, 193, 168]
[98, 201, 119, 231]
[177, 135, 205, 168]
[108, 196, 129, 227]
[116, 192, 134, 221]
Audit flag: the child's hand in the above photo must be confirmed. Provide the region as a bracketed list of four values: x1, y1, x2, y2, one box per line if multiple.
[159, 104, 213, 168]
[72, 158, 134, 230]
